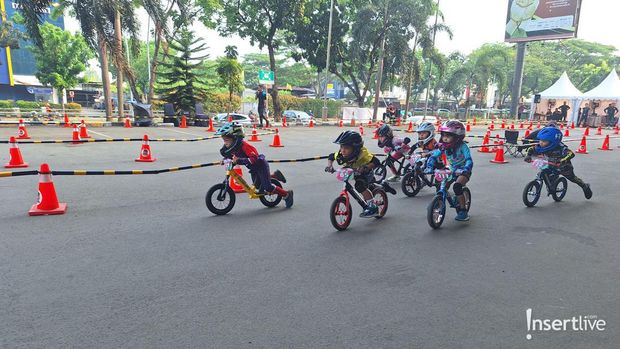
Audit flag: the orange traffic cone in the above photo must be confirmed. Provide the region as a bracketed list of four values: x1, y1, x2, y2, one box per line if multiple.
[406, 121, 413, 133]
[473, 117, 477, 126]
[229, 166, 245, 193]
[249, 126, 261, 142]
[28, 163, 67, 216]
[564, 128, 570, 137]
[510, 122, 515, 130]
[282, 116, 288, 128]
[614, 126, 619, 135]
[396, 118, 401, 127]
[124, 116, 132, 128]
[79, 120, 90, 139]
[63, 113, 70, 128]
[576, 136, 588, 154]
[493, 134, 501, 152]
[206, 117, 215, 132]
[598, 135, 612, 151]
[490, 142, 509, 164]
[584, 127, 590, 137]
[228, 114, 233, 123]
[466, 122, 471, 132]
[338, 119, 343, 128]
[71, 124, 82, 144]
[519, 121, 524, 129]
[359, 125, 364, 136]
[478, 133, 491, 153]
[570, 122, 575, 129]
[595, 126, 602, 135]
[489, 121, 495, 130]
[180, 115, 188, 128]
[308, 119, 315, 128]
[269, 128, 284, 147]
[501, 120, 506, 129]
[536, 121, 541, 129]
[524, 129, 531, 138]
[135, 135, 156, 162]
[17, 119, 30, 139]
[373, 129, 378, 139]
[4, 137, 28, 168]
[367, 119, 373, 128]
[350, 118, 356, 127]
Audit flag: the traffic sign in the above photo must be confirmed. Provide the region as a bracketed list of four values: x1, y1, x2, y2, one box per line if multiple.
[259, 70, 274, 85]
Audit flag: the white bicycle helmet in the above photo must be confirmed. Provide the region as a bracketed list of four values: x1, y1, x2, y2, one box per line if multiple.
[415, 122, 435, 145]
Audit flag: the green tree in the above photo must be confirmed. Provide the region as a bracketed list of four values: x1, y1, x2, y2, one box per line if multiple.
[216, 46, 244, 114]
[157, 28, 210, 115]
[29, 23, 94, 104]
[292, 0, 435, 107]
[215, 0, 306, 121]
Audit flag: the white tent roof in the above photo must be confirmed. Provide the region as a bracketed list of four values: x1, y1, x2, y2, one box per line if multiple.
[582, 69, 620, 99]
[539, 72, 583, 99]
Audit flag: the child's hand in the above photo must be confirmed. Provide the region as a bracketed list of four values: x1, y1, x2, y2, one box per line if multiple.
[232, 155, 239, 164]
[324, 165, 335, 173]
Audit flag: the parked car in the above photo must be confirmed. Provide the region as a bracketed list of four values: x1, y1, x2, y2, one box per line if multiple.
[406, 114, 438, 125]
[283, 110, 313, 125]
[215, 113, 253, 125]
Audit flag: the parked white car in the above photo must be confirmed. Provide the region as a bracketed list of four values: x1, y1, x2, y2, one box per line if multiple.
[283, 110, 313, 125]
[406, 115, 438, 126]
[215, 113, 253, 125]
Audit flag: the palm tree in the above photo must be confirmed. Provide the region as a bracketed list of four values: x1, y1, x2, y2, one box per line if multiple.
[18, 0, 139, 121]
[444, 45, 510, 117]
[403, 19, 452, 113]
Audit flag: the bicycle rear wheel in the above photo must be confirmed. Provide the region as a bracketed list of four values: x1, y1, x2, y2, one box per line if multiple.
[401, 172, 421, 197]
[551, 177, 568, 202]
[372, 188, 388, 218]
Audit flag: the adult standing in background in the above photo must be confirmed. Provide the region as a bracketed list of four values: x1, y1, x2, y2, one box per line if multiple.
[579, 103, 590, 127]
[256, 85, 269, 128]
[603, 103, 618, 128]
[558, 101, 570, 123]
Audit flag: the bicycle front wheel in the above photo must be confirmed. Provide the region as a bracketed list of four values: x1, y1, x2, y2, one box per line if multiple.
[427, 195, 446, 229]
[330, 196, 352, 231]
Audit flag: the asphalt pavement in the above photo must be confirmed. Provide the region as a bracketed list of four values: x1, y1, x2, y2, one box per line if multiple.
[1, 123, 619, 348]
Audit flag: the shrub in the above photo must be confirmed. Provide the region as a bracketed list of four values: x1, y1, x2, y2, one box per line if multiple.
[268, 95, 343, 118]
[16, 101, 41, 110]
[65, 102, 82, 111]
[203, 93, 241, 114]
[0, 100, 13, 109]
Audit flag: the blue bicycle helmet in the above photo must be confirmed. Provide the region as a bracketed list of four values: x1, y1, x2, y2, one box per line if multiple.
[217, 122, 245, 155]
[535, 126, 563, 153]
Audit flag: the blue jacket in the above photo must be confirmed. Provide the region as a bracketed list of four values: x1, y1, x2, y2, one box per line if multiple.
[427, 143, 473, 173]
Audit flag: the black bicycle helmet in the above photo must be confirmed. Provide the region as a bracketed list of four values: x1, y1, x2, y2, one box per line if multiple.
[334, 130, 364, 162]
[376, 124, 394, 147]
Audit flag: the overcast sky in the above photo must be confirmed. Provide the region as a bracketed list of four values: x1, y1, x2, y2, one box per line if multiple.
[66, 0, 620, 60]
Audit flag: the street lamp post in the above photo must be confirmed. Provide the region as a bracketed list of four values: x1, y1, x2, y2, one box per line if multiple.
[322, 0, 335, 122]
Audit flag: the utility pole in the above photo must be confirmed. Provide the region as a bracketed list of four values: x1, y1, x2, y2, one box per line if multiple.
[372, 1, 389, 122]
[423, 0, 440, 119]
[322, 0, 335, 122]
[510, 42, 526, 119]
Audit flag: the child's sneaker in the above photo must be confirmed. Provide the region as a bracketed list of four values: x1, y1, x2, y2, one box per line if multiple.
[387, 175, 401, 182]
[272, 170, 287, 183]
[455, 210, 470, 221]
[382, 182, 397, 195]
[359, 203, 379, 218]
[582, 183, 592, 200]
[284, 190, 294, 208]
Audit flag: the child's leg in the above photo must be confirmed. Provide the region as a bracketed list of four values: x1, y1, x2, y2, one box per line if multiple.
[255, 156, 288, 196]
[355, 176, 373, 202]
[559, 163, 586, 187]
[454, 175, 470, 209]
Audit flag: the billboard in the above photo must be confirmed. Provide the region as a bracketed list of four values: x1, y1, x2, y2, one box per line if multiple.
[505, 0, 582, 43]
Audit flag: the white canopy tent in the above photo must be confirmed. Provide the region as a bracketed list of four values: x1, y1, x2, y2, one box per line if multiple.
[529, 72, 583, 123]
[581, 69, 620, 126]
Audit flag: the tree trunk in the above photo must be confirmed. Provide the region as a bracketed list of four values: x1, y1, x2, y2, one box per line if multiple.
[98, 34, 113, 121]
[267, 44, 281, 122]
[147, 23, 163, 104]
[405, 34, 419, 114]
[114, 9, 124, 121]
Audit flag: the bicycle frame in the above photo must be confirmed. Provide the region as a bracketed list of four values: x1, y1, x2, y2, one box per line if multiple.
[383, 154, 409, 176]
[410, 154, 435, 187]
[220, 160, 267, 200]
[533, 165, 562, 197]
[434, 170, 458, 209]
[337, 170, 371, 210]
